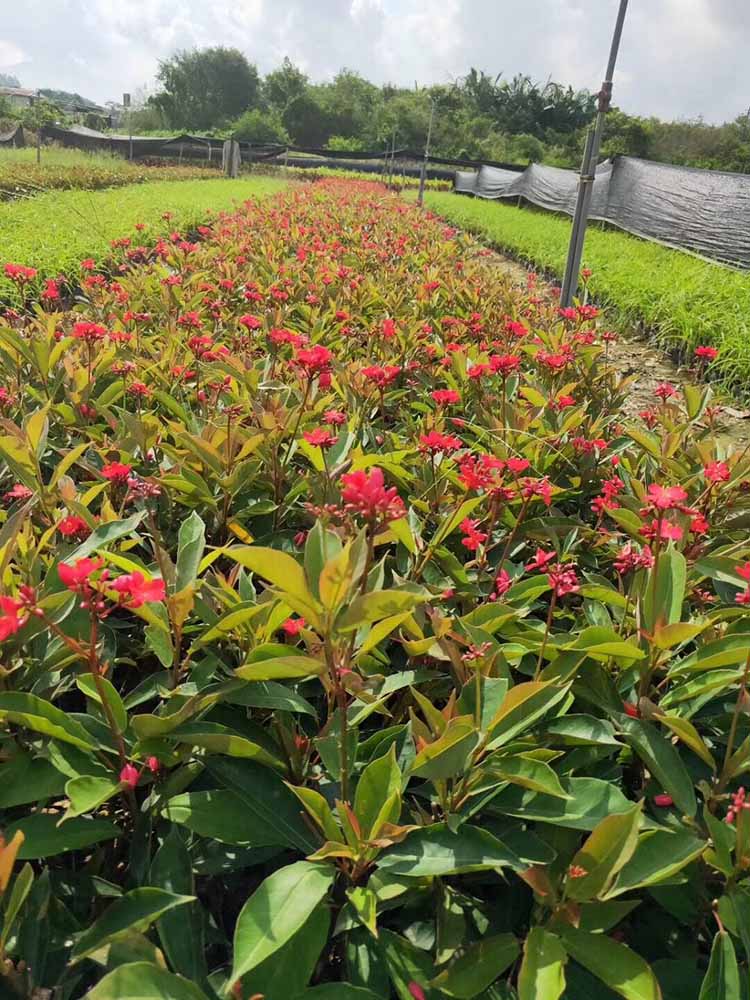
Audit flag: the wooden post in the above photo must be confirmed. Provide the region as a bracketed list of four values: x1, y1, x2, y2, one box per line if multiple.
[222, 140, 241, 178]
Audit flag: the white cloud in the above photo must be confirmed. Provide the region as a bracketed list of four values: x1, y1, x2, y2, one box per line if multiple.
[0, 39, 27, 68]
[0, 0, 747, 122]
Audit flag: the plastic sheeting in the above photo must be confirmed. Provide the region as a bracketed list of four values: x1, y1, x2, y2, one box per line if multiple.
[0, 125, 24, 147]
[454, 155, 750, 268]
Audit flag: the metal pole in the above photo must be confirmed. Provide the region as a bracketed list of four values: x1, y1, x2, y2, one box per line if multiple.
[128, 108, 133, 161]
[387, 125, 396, 187]
[560, 0, 629, 307]
[417, 99, 436, 206]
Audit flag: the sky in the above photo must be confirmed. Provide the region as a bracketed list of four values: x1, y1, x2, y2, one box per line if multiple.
[1, 0, 748, 124]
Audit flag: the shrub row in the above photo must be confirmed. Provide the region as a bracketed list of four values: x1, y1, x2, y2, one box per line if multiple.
[422, 191, 750, 393]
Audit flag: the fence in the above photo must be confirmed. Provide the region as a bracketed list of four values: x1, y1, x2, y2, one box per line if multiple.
[454, 156, 750, 269]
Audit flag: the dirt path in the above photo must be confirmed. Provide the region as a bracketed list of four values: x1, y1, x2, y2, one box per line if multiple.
[490, 252, 750, 448]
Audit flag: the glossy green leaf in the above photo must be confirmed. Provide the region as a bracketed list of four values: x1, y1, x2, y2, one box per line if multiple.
[76, 674, 128, 734]
[163, 790, 258, 845]
[71, 888, 194, 961]
[378, 823, 523, 876]
[566, 804, 642, 901]
[230, 860, 333, 984]
[486, 682, 569, 748]
[491, 754, 569, 799]
[68, 510, 146, 560]
[355, 744, 402, 837]
[431, 932, 519, 998]
[86, 962, 209, 1000]
[619, 717, 697, 817]
[6, 814, 120, 859]
[518, 928, 567, 1000]
[0, 692, 96, 750]
[608, 829, 705, 897]
[175, 510, 206, 591]
[560, 926, 661, 1000]
[168, 722, 283, 769]
[235, 653, 326, 681]
[488, 776, 640, 830]
[699, 931, 740, 1000]
[62, 775, 122, 821]
[150, 828, 208, 986]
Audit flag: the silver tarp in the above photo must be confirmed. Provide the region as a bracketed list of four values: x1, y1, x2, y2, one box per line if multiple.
[454, 155, 750, 268]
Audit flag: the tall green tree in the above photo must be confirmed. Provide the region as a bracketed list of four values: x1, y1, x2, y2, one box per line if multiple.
[152, 47, 259, 130]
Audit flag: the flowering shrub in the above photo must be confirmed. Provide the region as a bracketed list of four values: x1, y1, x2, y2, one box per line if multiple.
[0, 179, 749, 999]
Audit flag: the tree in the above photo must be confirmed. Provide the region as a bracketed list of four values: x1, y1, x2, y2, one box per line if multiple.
[233, 108, 289, 145]
[152, 47, 260, 130]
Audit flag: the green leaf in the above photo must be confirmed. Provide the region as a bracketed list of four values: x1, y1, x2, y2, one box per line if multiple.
[338, 588, 428, 631]
[76, 674, 128, 734]
[0, 752, 65, 808]
[488, 776, 640, 830]
[518, 928, 567, 1000]
[305, 521, 343, 600]
[619, 717, 697, 817]
[410, 718, 479, 782]
[71, 889, 194, 961]
[175, 511, 206, 592]
[168, 722, 283, 769]
[609, 829, 705, 897]
[668, 634, 750, 676]
[1, 863, 34, 950]
[293, 987, 382, 1000]
[431, 497, 483, 549]
[230, 861, 333, 985]
[68, 510, 145, 561]
[235, 653, 326, 681]
[289, 785, 342, 843]
[227, 545, 320, 619]
[486, 682, 569, 748]
[491, 754, 569, 799]
[62, 775, 122, 821]
[566, 804, 642, 901]
[643, 547, 685, 634]
[546, 715, 621, 747]
[163, 790, 259, 845]
[150, 828, 208, 986]
[657, 715, 715, 770]
[559, 926, 661, 1000]
[380, 928, 439, 1000]
[205, 757, 319, 853]
[249, 903, 331, 999]
[6, 814, 120, 859]
[431, 933, 519, 998]
[355, 744, 402, 837]
[378, 823, 523, 876]
[86, 961, 209, 1000]
[225, 679, 317, 716]
[0, 692, 97, 750]
[699, 931, 740, 1000]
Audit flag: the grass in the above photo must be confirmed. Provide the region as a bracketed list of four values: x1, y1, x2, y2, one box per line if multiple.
[0, 146, 218, 201]
[282, 164, 452, 190]
[0, 175, 288, 302]
[421, 191, 750, 391]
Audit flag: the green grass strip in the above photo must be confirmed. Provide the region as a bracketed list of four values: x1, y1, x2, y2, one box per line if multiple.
[0, 175, 287, 301]
[422, 191, 750, 392]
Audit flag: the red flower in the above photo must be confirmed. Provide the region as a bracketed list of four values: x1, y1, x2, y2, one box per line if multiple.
[695, 345, 718, 361]
[640, 519, 683, 542]
[80, 258, 95, 271]
[58, 515, 91, 540]
[120, 763, 139, 788]
[110, 572, 166, 608]
[3, 484, 33, 504]
[147, 756, 161, 773]
[303, 428, 338, 449]
[460, 517, 488, 551]
[0, 596, 27, 642]
[361, 364, 400, 388]
[101, 462, 133, 483]
[736, 563, 750, 582]
[704, 461, 730, 483]
[239, 314, 262, 330]
[490, 568, 513, 601]
[489, 354, 521, 377]
[72, 321, 108, 343]
[623, 701, 640, 718]
[419, 431, 462, 454]
[41, 278, 60, 302]
[295, 345, 332, 377]
[506, 457, 530, 475]
[431, 389, 461, 406]
[522, 477, 552, 506]
[568, 864, 588, 879]
[645, 484, 688, 511]
[526, 548, 556, 572]
[340, 467, 405, 523]
[408, 984, 426, 1000]
[59, 557, 104, 592]
[547, 563, 579, 597]
[324, 409, 346, 426]
[614, 543, 653, 575]
[653, 794, 674, 808]
[282, 616, 306, 636]
[654, 383, 677, 401]
[4, 263, 37, 284]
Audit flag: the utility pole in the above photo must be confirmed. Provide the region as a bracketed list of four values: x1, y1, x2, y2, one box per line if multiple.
[123, 92, 132, 161]
[560, 0, 629, 307]
[386, 125, 397, 187]
[417, 99, 436, 206]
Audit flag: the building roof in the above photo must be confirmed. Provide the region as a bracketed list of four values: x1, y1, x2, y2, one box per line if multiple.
[0, 87, 38, 99]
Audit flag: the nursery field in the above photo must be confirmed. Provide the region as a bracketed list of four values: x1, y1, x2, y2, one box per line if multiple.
[421, 191, 750, 394]
[2, 179, 750, 1000]
[0, 147, 218, 202]
[0, 175, 287, 303]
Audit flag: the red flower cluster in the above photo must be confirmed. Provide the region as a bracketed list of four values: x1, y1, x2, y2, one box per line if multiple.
[340, 467, 404, 523]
